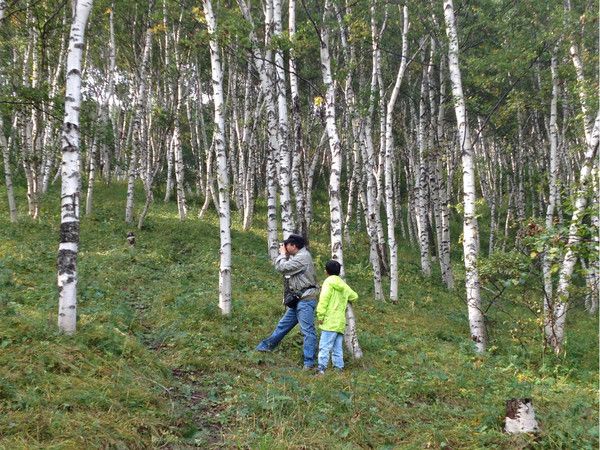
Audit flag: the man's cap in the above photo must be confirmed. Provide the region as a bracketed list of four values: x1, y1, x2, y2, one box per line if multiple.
[283, 234, 305, 247]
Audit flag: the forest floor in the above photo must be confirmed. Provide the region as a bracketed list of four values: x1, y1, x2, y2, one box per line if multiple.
[0, 184, 597, 449]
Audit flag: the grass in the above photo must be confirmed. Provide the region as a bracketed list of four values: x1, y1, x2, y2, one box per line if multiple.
[0, 183, 597, 449]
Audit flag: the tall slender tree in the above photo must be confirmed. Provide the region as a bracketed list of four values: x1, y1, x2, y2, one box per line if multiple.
[383, 5, 409, 302]
[203, 0, 232, 316]
[0, 116, 17, 222]
[58, 0, 93, 334]
[320, 0, 344, 264]
[443, 0, 485, 352]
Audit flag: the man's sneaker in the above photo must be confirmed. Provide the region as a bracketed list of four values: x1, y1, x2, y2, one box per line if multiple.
[255, 344, 272, 352]
[315, 370, 325, 377]
[302, 365, 315, 372]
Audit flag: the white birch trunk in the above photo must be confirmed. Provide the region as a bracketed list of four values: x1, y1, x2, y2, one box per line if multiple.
[430, 37, 453, 289]
[359, 7, 386, 299]
[288, 0, 307, 239]
[125, 1, 154, 224]
[264, 2, 280, 260]
[434, 31, 453, 285]
[585, 170, 599, 314]
[383, 5, 409, 301]
[22, 27, 41, 219]
[58, 0, 93, 335]
[334, 1, 356, 245]
[240, 72, 261, 230]
[543, 49, 560, 341]
[443, 0, 485, 353]
[163, 1, 174, 203]
[237, 0, 280, 260]
[344, 303, 363, 360]
[545, 3, 600, 350]
[436, 55, 454, 289]
[102, 3, 116, 182]
[565, 0, 593, 143]
[417, 45, 432, 277]
[273, 0, 294, 237]
[204, 0, 232, 316]
[164, 143, 174, 202]
[0, 117, 17, 222]
[322, 0, 361, 358]
[173, 69, 188, 220]
[85, 137, 96, 215]
[320, 0, 344, 265]
[547, 113, 600, 353]
[41, 11, 68, 193]
[368, 3, 388, 276]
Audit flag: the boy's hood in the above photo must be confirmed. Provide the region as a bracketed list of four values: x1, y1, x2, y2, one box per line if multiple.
[328, 275, 347, 291]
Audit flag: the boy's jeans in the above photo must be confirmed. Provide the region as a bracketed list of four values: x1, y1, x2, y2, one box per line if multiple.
[256, 299, 317, 367]
[317, 330, 344, 371]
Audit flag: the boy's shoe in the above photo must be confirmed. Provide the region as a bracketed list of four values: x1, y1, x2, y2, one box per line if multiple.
[333, 367, 344, 372]
[302, 365, 315, 372]
[315, 370, 325, 377]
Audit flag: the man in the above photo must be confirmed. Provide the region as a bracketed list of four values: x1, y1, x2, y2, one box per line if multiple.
[256, 234, 319, 370]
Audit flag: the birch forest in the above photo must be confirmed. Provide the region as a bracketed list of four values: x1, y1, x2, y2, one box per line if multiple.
[0, 0, 598, 447]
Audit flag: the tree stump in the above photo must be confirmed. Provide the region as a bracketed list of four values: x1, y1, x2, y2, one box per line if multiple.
[505, 398, 539, 434]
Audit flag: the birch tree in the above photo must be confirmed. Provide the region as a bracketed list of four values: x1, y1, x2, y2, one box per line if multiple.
[320, 0, 344, 264]
[125, 1, 154, 224]
[0, 5, 14, 222]
[273, 0, 294, 238]
[237, 0, 281, 260]
[416, 42, 432, 277]
[542, 0, 599, 353]
[58, 0, 93, 334]
[288, 0, 307, 239]
[443, 0, 485, 352]
[320, 0, 362, 359]
[546, 113, 599, 353]
[0, 116, 17, 222]
[382, 5, 409, 302]
[203, 0, 232, 316]
[542, 48, 560, 346]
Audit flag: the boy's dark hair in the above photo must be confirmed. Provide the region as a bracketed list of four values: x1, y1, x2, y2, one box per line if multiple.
[325, 260, 341, 276]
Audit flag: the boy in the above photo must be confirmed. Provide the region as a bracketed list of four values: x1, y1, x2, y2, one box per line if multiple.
[316, 260, 358, 375]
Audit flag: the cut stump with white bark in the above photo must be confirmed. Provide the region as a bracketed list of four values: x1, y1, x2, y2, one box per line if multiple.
[504, 398, 539, 434]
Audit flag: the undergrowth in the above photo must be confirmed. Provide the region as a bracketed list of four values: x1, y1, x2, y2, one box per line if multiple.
[0, 183, 597, 449]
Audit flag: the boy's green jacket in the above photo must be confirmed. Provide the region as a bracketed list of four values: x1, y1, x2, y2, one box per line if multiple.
[316, 275, 358, 333]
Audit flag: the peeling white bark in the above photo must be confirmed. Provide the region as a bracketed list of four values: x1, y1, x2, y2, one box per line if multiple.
[443, 0, 485, 352]
[58, 0, 93, 335]
[125, 1, 154, 224]
[273, 0, 294, 237]
[320, 0, 344, 265]
[204, 0, 232, 316]
[383, 5, 409, 301]
[505, 399, 539, 434]
[0, 116, 17, 222]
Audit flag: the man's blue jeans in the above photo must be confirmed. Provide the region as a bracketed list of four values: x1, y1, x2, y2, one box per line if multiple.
[317, 330, 344, 371]
[256, 299, 317, 367]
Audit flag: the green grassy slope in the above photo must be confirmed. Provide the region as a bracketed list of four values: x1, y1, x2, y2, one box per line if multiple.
[0, 184, 597, 449]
